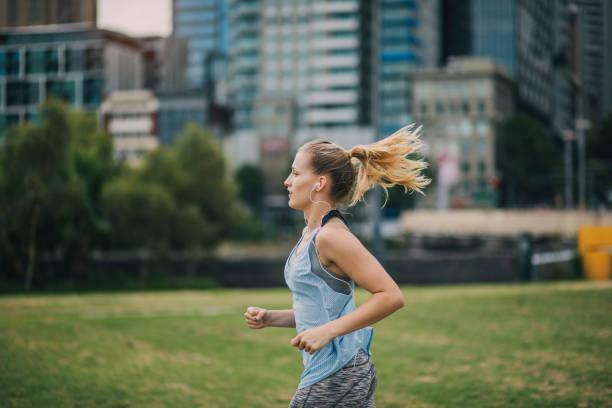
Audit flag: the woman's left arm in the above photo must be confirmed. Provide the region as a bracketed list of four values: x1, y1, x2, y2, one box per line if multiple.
[290, 227, 405, 354]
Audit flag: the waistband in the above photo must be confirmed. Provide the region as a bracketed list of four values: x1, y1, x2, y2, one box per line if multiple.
[342, 349, 370, 369]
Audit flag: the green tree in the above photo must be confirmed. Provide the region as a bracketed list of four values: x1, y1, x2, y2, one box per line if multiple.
[102, 123, 256, 250]
[0, 99, 116, 289]
[235, 163, 266, 214]
[0, 99, 72, 290]
[495, 114, 563, 207]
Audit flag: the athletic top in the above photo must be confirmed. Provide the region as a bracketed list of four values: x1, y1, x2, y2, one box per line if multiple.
[284, 210, 374, 389]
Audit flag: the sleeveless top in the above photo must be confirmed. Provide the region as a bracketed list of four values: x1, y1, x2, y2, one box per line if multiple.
[284, 210, 374, 389]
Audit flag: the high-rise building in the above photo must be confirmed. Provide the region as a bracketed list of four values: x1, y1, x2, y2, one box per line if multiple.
[551, 0, 576, 135]
[0, 0, 97, 29]
[173, 0, 230, 90]
[573, 0, 612, 120]
[228, 0, 377, 193]
[441, 0, 555, 123]
[378, 0, 440, 136]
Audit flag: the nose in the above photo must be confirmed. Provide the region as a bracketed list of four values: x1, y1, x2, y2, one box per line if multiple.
[284, 174, 291, 187]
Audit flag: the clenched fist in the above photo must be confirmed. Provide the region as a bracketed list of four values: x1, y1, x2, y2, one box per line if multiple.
[244, 306, 269, 329]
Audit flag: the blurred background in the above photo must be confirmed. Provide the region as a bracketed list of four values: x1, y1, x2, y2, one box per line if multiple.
[1, 0, 611, 292]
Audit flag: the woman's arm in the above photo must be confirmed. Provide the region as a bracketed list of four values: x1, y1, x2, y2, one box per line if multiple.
[290, 226, 404, 354]
[245, 307, 295, 329]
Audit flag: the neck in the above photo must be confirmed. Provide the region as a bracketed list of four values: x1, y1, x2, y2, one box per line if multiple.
[304, 204, 336, 232]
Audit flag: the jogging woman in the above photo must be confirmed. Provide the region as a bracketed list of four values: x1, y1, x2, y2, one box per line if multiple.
[244, 125, 430, 407]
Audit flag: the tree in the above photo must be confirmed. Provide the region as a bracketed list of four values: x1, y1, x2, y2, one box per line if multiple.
[235, 163, 266, 214]
[495, 114, 563, 207]
[102, 123, 255, 250]
[0, 98, 72, 290]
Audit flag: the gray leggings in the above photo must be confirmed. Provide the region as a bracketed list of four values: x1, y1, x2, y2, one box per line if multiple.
[289, 350, 377, 408]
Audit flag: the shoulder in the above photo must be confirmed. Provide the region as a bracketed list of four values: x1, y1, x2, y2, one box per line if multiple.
[315, 221, 363, 258]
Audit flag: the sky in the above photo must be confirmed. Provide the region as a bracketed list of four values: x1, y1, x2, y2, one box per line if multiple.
[97, 0, 172, 37]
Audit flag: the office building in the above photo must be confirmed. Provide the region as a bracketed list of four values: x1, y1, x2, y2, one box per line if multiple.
[573, 0, 612, 120]
[0, 26, 145, 136]
[413, 57, 515, 208]
[379, 0, 440, 136]
[173, 0, 230, 90]
[156, 90, 207, 145]
[441, 0, 555, 123]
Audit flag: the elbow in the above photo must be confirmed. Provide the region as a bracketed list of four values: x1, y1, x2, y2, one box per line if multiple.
[389, 290, 405, 311]
[395, 292, 405, 310]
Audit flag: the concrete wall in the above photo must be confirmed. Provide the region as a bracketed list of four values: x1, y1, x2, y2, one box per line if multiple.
[399, 210, 612, 237]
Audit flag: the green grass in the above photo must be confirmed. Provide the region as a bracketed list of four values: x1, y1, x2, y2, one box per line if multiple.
[1, 281, 611, 407]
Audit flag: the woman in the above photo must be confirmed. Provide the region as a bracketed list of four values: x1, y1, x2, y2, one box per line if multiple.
[244, 125, 430, 407]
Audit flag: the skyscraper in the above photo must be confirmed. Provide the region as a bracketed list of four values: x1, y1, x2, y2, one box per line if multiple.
[228, 0, 376, 192]
[378, 0, 439, 136]
[441, 0, 555, 123]
[173, 0, 230, 90]
[574, 0, 612, 119]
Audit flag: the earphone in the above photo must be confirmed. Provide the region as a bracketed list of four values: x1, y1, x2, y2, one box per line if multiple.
[312, 181, 321, 191]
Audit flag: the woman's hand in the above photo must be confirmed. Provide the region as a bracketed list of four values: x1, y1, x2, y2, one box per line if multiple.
[244, 306, 269, 329]
[290, 325, 334, 355]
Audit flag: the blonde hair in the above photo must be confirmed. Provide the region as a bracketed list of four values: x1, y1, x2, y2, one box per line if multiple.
[299, 124, 431, 207]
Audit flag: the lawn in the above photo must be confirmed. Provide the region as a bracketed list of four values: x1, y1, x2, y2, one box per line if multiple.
[1, 281, 611, 407]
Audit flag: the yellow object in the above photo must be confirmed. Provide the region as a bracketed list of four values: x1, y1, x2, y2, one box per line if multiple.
[578, 226, 612, 280]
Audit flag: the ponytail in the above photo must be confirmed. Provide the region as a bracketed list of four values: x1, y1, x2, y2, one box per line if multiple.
[347, 124, 430, 207]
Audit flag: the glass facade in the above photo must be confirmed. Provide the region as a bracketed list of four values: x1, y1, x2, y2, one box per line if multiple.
[230, 0, 259, 130]
[25, 49, 59, 74]
[379, 0, 423, 135]
[6, 81, 39, 106]
[46, 80, 76, 105]
[0, 50, 20, 76]
[174, 0, 230, 90]
[471, 0, 516, 76]
[158, 108, 207, 144]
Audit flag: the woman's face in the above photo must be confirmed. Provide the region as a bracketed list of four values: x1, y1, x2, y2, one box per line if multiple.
[284, 150, 319, 210]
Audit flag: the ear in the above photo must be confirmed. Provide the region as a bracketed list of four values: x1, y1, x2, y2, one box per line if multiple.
[316, 177, 328, 191]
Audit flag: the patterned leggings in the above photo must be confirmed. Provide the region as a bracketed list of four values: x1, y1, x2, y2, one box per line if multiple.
[289, 350, 377, 408]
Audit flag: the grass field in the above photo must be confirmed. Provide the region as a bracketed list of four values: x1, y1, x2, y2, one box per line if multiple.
[1, 281, 611, 408]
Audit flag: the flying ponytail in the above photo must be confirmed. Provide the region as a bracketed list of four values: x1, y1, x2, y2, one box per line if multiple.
[347, 124, 430, 207]
[299, 124, 430, 208]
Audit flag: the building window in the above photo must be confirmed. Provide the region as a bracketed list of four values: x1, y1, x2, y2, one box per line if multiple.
[461, 161, 471, 173]
[478, 100, 486, 114]
[26, 50, 45, 74]
[83, 78, 103, 105]
[65, 48, 84, 72]
[436, 102, 444, 114]
[462, 101, 470, 114]
[420, 103, 428, 115]
[6, 81, 39, 106]
[85, 48, 103, 71]
[26, 49, 58, 74]
[46, 80, 76, 105]
[0, 50, 20, 76]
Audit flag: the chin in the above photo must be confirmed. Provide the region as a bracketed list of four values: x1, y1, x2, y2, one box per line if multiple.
[288, 197, 304, 211]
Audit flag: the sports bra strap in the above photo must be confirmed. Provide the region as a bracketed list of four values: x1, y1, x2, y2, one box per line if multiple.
[321, 209, 348, 228]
